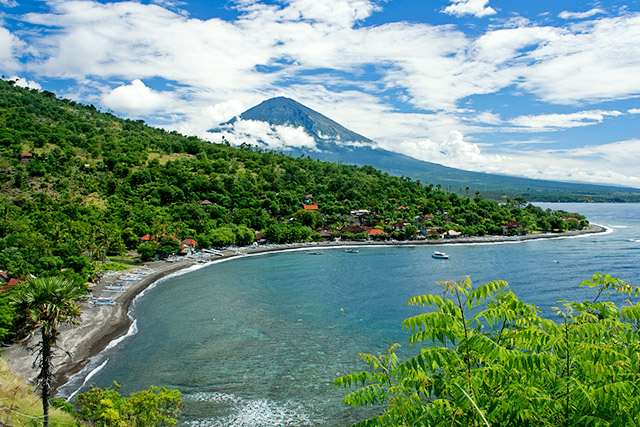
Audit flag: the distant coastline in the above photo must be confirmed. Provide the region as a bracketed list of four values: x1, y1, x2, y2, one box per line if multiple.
[1, 224, 606, 395]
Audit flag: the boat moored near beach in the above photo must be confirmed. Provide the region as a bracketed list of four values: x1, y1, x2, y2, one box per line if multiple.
[432, 251, 449, 259]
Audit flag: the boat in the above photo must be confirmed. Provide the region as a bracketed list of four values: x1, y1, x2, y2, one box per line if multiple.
[105, 285, 126, 292]
[90, 298, 115, 306]
[345, 249, 359, 253]
[432, 251, 449, 259]
[307, 251, 324, 255]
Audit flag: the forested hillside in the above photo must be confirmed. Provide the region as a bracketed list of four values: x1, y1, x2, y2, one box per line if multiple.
[0, 79, 586, 284]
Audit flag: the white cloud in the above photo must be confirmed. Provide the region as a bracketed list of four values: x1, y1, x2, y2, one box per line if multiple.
[102, 79, 176, 114]
[473, 111, 502, 125]
[9, 75, 41, 90]
[516, 15, 640, 104]
[510, 110, 623, 130]
[210, 119, 318, 151]
[518, 139, 640, 188]
[0, 26, 23, 73]
[280, 0, 379, 27]
[379, 131, 640, 188]
[0, 0, 19, 7]
[444, 0, 497, 18]
[628, 108, 640, 115]
[558, 8, 606, 20]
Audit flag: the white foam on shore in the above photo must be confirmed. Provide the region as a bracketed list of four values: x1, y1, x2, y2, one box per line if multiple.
[64, 359, 109, 400]
[184, 391, 318, 427]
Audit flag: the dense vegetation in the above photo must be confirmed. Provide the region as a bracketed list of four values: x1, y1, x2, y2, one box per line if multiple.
[335, 273, 640, 426]
[0, 358, 79, 426]
[75, 383, 183, 427]
[0, 358, 182, 427]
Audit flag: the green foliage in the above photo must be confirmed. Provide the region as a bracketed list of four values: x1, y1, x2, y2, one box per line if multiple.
[137, 241, 159, 262]
[50, 397, 80, 417]
[156, 236, 183, 257]
[0, 289, 13, 342]
[75, 382, 183, 427]
[9, 276, 85, 427]
[336, 273, 640, 427]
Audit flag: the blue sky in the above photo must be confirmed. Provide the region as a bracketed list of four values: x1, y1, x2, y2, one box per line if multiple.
[1, 0, 639, 188]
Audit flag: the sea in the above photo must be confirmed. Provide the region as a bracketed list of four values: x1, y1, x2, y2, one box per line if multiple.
[59, 203, 640, 426]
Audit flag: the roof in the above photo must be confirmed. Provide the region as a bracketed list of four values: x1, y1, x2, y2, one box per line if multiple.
[7, 278, 19, 287]
[21, 153, 33, 157]
[391, 221, 410, 228]
[181, 238, 197, 245]
[0, 270, 8, 280]
[141, 234, 151, 241]
[303, 204, 319, 210]
[200, 200, 212, 205]
[367, 229, 387, 236]
[340, 225, 368, 233]
[447, 229, 462, 236]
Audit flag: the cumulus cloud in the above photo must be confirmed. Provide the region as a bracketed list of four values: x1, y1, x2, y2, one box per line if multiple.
[515, 15, 640, 104]
[628, 108, 640, 115]
[279, 0, 380, 27]
[0, 26, 23, 73]
[379, 131, 640, 188]
[443, 0, 497, 18]
[9, 75, 41, 90]
[102, 79, 176, 114]
[210, 119, 318, 151]
[510, 110, 623, 130]
[520, 139, 640, 188]
[558, 8, 606, 20]
[378, 131, 506, 174]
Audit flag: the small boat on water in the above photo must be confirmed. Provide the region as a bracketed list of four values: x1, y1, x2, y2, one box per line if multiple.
[345, 249, 359, 253]
[432, 251, 449, 259]
[307, 251, 324, 255]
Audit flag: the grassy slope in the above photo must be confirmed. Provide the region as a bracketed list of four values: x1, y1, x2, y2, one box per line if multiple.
[0, 357, 81, 426]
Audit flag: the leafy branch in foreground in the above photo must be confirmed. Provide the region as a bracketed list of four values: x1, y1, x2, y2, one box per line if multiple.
[75, 382, 183, 427]
[335, 273, 640, 427]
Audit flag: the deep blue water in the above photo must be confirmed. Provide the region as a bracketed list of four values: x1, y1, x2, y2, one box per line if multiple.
[63, 203, 640, 426]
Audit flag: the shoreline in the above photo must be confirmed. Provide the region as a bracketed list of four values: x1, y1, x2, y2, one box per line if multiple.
[1, 224, 606, 395]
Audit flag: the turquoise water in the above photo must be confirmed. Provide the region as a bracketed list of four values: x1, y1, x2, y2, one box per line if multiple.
[63, 203, 640, 426]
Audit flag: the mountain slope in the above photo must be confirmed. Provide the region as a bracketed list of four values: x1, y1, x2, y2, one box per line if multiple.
[227, 97, 372, 145]
[218, 97, 640, 201]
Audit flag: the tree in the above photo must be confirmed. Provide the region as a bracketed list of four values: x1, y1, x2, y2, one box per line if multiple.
[76, 382, 183, 427]
[137, 241, 159, 262]
[9, 276, 85, 427]
[0, 289, 13, 342]
[335, 273, 640, 427]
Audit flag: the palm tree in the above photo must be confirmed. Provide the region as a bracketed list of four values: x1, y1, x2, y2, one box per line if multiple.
[10, 276, 85, 427]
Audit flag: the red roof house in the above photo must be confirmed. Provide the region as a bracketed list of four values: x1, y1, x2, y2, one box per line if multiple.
[303, 204, 319, 210]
